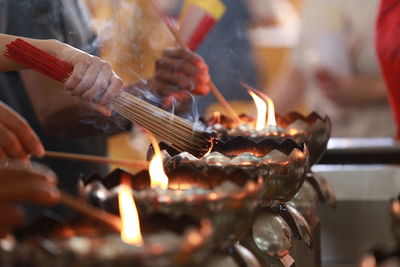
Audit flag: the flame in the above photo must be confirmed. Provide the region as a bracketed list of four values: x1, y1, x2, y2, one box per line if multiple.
[241, 82, 277, 128]
[261, 93, 277, 126]
[118, 177, 143, 246]
[248, 91, 267, 130]
[147, 131, 169, 189]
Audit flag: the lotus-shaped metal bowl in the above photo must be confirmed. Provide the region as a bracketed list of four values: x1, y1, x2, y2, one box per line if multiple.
[159, 137, 309, 207]
[0, 213, 213, 267]
[276, 112, 331, 166]
[205, 111, 330, 166]
[80, 165, 263, 250]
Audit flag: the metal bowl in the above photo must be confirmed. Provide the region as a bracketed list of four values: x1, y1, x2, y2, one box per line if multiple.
[204, 111, 330, 166]
[0, 213, 213, 267]
[157, 137, 309, 208]
[276, 112, 331, 166]
[81, 166, 263, 250]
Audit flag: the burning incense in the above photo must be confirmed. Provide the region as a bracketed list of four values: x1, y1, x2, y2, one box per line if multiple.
[59, 191, 122, 231]
[4, 38, 215, 157]
[44, 151, 149, 169]
[148, 0, 242, 125]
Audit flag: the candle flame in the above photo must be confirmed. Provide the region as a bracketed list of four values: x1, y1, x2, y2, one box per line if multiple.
[118, 176, 143, 246]
[260, 92, 277, 127]
[248, 91, 267, 130]
[241, 82, 277, 128]
[147, 131, 169, 189]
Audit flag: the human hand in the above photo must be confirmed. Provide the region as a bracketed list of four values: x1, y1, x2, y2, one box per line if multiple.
[0, 102, 44, 159]
[150, 47, 210, 97]
[314, 68, 385, 107]
[0, 163, 59, 237]
[53, 41, 123, 116]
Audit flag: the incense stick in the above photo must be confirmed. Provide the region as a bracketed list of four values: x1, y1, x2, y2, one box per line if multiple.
[44, 151, 149, 169]
[59, 191, 122, 231]
[148, 0, 242, 125]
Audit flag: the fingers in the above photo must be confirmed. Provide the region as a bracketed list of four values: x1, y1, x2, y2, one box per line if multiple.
[98, 74, 124, 105]
[154, 69, 192, 90]
[90, 103, 112, 117]
[0, 168, 59, 205]
[162, 47, 199, 64]
[0, 205, 24, 238]
[154, 47, 211, 96]
[156, 57, 198, 76]
[0, 103, 44, 158]
[64, 58, 90, 92]
[64, 54, 123, 113]
[0, 124, 26, 159]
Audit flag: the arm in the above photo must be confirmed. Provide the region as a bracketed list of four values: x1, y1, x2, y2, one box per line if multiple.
[315, 68, 389, 107]
[0, 34, 123, 116]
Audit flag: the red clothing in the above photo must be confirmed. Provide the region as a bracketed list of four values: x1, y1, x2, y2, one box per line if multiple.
[376, 0, 400, 139]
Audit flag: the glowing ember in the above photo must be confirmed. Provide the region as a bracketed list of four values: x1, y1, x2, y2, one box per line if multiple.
[118, 177, 143, 246]
[147, 131, 169, 190]
[249, 91, 267, 131]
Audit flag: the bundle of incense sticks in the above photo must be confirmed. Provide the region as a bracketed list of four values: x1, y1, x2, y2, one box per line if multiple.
[4, 38, 214, 157]
[4, 38, 73, 82]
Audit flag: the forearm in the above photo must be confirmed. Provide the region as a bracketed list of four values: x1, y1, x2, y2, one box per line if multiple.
[349, 77, 389, 106]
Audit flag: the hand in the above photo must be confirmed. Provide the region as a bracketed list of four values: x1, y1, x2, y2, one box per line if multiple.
[151, 47, 211, 97]
[53, 41, 123, 116]
[0, 102, 44, 159]
[0, 163, 59, 237]
[314, 68, 387, 107]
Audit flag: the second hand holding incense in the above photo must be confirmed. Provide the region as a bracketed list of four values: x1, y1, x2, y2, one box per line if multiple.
[148, 0, 242, 125]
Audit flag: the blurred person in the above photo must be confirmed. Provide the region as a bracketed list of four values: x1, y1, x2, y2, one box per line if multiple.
[269, 0, 395, 137]
[0, 0, 209, 204]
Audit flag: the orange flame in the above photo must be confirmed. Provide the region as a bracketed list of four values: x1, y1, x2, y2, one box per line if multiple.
[118, 177, 143, 246]
[260, 92, 277, 127]
[241, 82, 277, 128]
[248, 91, 267, 130]
[147, 131, 169, 190]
